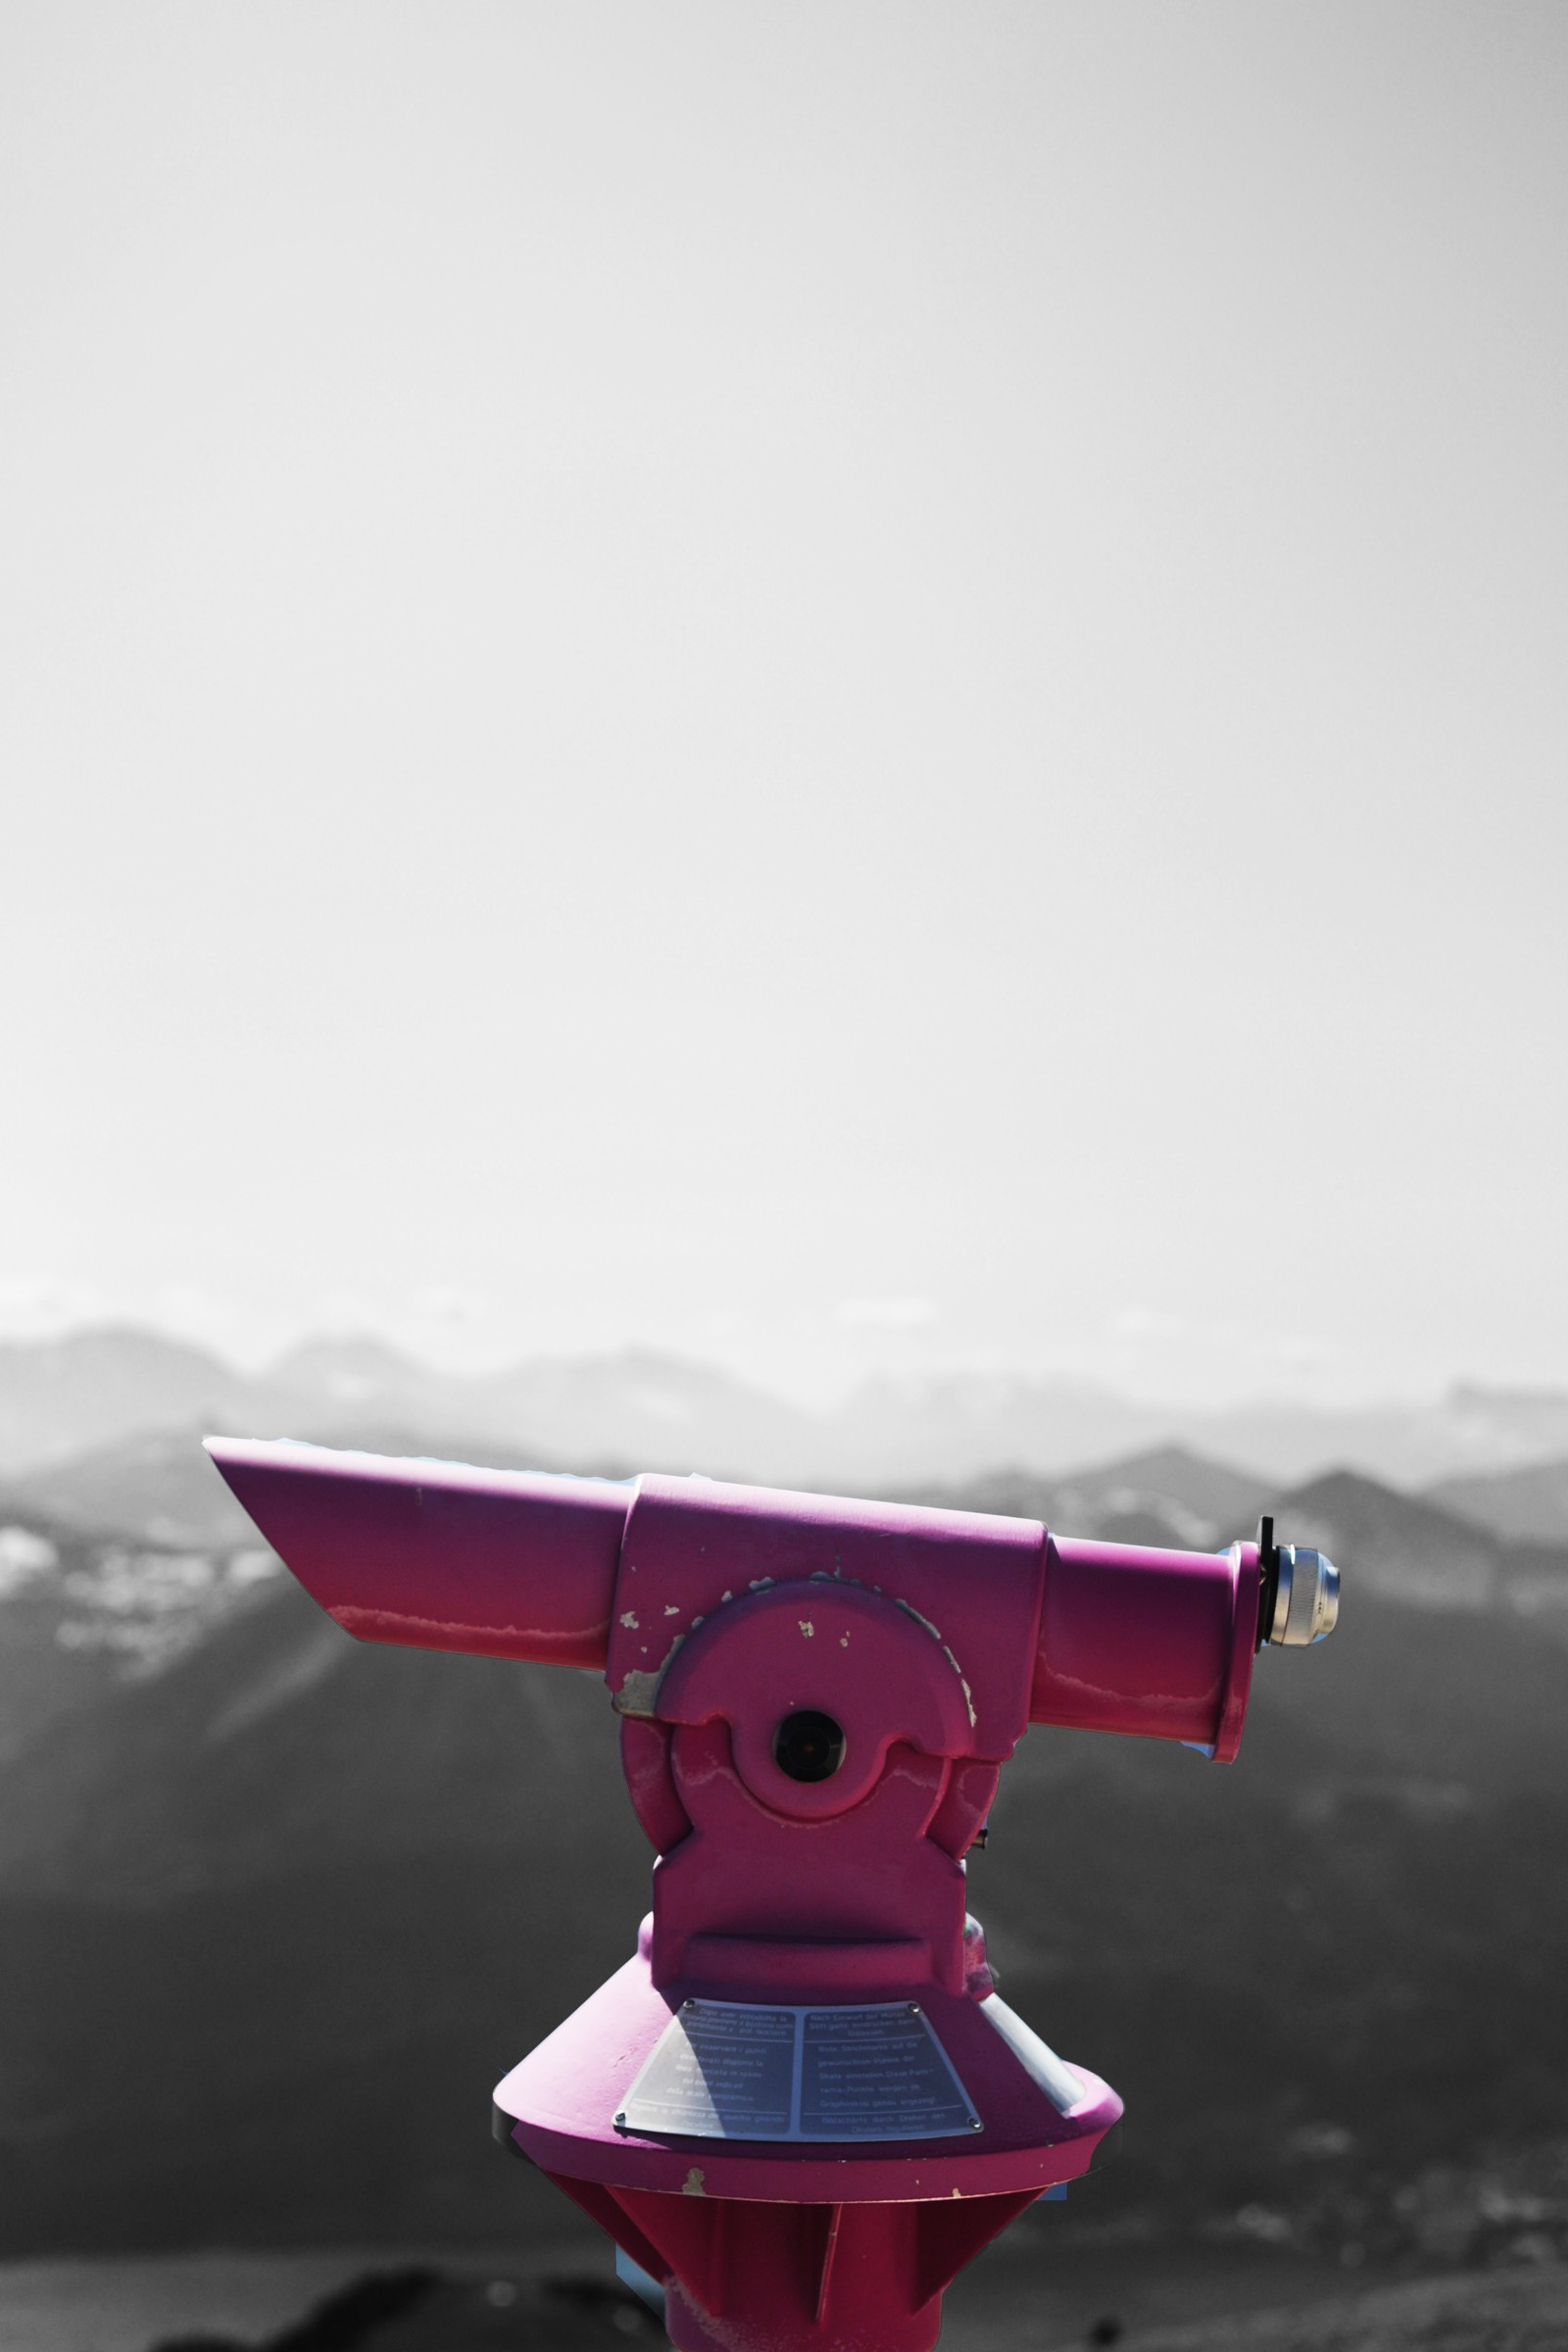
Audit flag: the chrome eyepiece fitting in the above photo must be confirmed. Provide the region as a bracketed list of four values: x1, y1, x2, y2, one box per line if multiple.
[1265, 1544, 1339, 1645]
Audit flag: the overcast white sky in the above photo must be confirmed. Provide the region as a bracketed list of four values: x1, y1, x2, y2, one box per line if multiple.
[2, 3, 1564, 1407]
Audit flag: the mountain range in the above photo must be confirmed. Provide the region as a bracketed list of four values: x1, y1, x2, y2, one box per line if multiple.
[6, 1327, 1568, 1544]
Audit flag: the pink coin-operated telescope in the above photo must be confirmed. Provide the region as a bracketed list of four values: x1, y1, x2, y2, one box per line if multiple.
[207, 1438, 1339, 2352]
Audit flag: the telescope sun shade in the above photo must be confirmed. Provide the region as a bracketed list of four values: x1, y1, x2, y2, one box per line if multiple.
[204, 1437, 628, 1668]
[1030, 1536, 1259, 1762]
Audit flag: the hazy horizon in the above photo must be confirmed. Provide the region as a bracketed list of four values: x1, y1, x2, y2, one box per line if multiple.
[6, 1307, 1568, 1422]
[5, 4, 1564, 1416]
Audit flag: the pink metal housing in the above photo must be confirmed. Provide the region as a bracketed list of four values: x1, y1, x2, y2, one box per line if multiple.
[206, 1439, 1271, 2352]
[1035, 1533, 1259, 1763]
[207, 1437, 627, 1667]
[206, 1444, 1260, 1758]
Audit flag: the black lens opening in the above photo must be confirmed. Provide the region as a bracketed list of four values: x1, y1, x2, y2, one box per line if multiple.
[772, 1708, 846, 1784]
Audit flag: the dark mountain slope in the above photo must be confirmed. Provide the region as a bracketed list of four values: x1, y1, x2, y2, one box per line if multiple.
[0, 1574, 640, 1897]
[1281, 1473, 1502, 1609]
[0, 1578, 650, 2251]
[1432, 1453, 1568, 1545]
[843, 1572, 1553, 2221]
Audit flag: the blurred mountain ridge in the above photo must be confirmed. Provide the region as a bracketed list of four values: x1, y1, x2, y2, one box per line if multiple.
[1432, 1454, 1568, 1546]
[8, 1329, 1568, 1538]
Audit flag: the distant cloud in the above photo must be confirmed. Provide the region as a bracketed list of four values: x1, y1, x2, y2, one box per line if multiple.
[411, 1285, 489, 1324]
[1111, 1306, 1186, 1341]
[153, 1282, 234, 1336]
[1263, 1333, 1336, 1370]
[0, 1276, 112, 1337]
[1106, 1309, 1342, 1395]
[1114, 1308, 1330, 1358]
[313, 1289, 377, 1335]
[834, 1296, 939, 1331]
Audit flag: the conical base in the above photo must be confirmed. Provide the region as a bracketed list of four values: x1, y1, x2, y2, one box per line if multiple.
[549, 2169, 1040, 2352]
[496, 1929, 1122, 2351]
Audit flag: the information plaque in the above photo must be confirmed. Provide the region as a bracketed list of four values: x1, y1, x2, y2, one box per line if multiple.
[616, 1999, 981, 2142]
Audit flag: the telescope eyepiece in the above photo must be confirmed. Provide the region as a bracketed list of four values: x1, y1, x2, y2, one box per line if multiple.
[772, 1709, 847, 1784]
[1264, 1544, 1340, 1646]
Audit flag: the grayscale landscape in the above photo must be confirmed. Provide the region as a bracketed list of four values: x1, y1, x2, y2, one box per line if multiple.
[4, 2, 1565, 2346]
[0, 1326, 1565, 2347]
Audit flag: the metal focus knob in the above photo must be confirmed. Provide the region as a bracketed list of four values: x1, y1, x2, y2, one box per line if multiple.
[1254, 1516, 1341, 1649]
[1264, 1543, 1340, 1645]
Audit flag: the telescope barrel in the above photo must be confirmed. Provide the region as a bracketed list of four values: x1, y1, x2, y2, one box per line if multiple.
[204, 1437, 628, 1667]
[1030, 1535, 1260, 1761]
[206, 1444, 1319, 1762]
